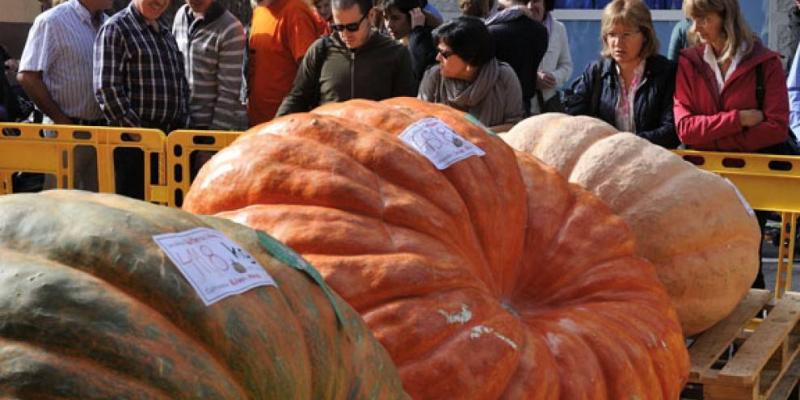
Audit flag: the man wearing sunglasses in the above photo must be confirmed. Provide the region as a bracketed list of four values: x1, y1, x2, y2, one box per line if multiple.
[276, 0, 417, 116]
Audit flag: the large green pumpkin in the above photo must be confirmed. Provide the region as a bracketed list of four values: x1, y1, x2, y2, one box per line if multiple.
[0, 191, 407, 399]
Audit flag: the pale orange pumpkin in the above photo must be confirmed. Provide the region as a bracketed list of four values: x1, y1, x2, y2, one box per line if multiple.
[184, 98, 689, 399]
[502, 113, 760, 335]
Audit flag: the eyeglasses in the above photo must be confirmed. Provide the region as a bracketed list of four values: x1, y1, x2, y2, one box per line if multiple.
[330, 12, 369, 32]
[690, 15, 711, 27]
[437, 48, 455, 59]
[606, 30, 641, 41]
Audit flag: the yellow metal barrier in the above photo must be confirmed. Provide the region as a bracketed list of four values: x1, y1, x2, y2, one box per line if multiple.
[674, 150, 800, 297]
[2, 124, 799, 295]
[166, 130, 241, 207]
[0, 122, 168, 204]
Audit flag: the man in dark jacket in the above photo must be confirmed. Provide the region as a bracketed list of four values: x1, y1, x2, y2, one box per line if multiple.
[276, 0, 417, 115]
[486, 0, 547, 114]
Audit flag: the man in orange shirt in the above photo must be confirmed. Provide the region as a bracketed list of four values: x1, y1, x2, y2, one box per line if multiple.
[248, 0, 322, 125]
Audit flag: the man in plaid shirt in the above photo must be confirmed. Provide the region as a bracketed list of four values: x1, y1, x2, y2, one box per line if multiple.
[93, 0, 190, 133]
[93, 0, 189, 199]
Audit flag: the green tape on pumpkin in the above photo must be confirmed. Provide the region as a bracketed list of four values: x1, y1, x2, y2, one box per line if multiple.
[256, 230, 345, 327]
[464, 113, 497, 136]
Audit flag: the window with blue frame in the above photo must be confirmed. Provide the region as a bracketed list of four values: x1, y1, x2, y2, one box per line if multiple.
[554, 0, 682, 8]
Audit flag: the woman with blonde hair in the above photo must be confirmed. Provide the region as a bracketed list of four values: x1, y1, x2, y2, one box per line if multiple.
[565, 0, 679, 148]
[674, 0, 790, 154]
[675, 0, 794, 290]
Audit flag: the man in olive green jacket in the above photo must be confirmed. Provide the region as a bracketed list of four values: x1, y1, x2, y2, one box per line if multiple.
[276, 0, 417, 115]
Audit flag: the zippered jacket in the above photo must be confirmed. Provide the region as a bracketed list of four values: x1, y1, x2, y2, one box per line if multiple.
[565, 54, 679, 148]
[277, 31, 417, 116]
[674, 41, 789, 152]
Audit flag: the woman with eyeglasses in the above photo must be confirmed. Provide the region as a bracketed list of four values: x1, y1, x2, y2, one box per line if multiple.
[380, 0, 440, 81]
[674, 0, 790, 154]
[675, 0, 794, 290]
[277, 0, 417, 115]
[565, 0, 679, 148]
[418, 16, 524, 128]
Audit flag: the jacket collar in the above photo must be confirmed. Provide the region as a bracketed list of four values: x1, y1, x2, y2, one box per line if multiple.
[599, 54, 670, 81]
[681, 40, 777, 84]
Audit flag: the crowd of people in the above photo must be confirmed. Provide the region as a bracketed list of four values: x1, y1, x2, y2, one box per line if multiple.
[0, 0, 549, 130]
[1, 0, 797, 147]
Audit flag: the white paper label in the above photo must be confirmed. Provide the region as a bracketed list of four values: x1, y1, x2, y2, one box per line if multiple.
[153, 228, 276, 306]
[399, 118, 485, 169]
[725, 178, 755, 217]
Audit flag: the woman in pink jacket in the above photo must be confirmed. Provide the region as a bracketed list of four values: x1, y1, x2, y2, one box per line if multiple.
[674, 0, 790, 153]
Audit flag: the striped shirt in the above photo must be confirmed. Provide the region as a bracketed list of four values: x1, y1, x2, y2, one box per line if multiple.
[93, 3, 189, 132]
[19, 0, 106, 121]
[173, 2, 247, 130]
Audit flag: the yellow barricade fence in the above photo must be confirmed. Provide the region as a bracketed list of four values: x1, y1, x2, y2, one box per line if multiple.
[165, 130, 241, 207]
[0, 122, 168, 204]
[2, 123, 800, 294]
[674, 150, 800, 297]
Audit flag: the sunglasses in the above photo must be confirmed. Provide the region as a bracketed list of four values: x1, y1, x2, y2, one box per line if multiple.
[437, 48, 455, 59]
[330, 12, 369, 32]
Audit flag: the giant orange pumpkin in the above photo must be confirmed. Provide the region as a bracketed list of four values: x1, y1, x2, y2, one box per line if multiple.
[184, 98, 689, 399]
[0, 191, 407, 399]
[502, 113, 760, 335]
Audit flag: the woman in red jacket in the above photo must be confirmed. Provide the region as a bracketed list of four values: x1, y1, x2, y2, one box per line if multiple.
[674, 0, 789, 153]
[675, 0, 792, 290]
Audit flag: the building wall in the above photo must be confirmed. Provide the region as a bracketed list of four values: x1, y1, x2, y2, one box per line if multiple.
[0, 0, 41, 57]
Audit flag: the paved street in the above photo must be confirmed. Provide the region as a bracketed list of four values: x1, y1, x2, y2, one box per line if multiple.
[762, 241, 800, 292]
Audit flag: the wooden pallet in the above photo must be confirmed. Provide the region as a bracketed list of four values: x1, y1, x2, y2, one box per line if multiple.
[682, 290, 800, 400]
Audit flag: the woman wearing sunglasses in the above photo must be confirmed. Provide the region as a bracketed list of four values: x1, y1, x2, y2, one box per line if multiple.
[418, 16, 524, 128]
[277, 0, 417, 115]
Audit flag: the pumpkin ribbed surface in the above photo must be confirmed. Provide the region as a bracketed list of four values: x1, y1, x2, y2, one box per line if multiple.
[501, 113, 760, 335]
[184, 98, 689, 399]
[0, 191, 407, 399]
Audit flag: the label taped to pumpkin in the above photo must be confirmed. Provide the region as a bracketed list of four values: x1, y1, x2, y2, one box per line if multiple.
[399, 117, 485, 169]
[153, 228, 276, 306]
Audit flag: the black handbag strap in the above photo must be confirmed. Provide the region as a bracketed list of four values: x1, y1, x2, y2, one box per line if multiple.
[591, 63, 602, 115]
[755, 63, 765, 110]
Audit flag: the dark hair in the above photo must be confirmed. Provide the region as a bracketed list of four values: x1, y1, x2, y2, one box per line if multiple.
[544, 0, 555, 12]
[459, 0, 491, 17]
[433, 16, 494, 67]
[332, 0, 373, 16]
[380, 0, 421, 18]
